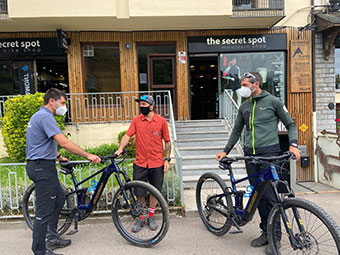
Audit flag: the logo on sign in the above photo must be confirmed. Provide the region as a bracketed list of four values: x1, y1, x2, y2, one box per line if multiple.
[21, 65, 29, 71]
[293, 47, 303, 58]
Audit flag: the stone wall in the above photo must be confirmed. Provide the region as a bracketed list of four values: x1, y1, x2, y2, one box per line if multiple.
[315, 33, 336, 133]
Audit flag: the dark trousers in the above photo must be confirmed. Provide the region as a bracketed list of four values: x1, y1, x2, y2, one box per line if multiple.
[26, 160, 65, 255]
[245, 152, 281, 239]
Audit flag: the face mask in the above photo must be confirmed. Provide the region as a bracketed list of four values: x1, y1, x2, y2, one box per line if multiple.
[53, 101, 68, 116]
[140, 106, 151, 116]
[239, 84, 255, 98]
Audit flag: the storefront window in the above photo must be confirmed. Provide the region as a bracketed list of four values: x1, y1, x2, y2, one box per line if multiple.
[220, 51, 286, 104]
[83, 44, 120, 93]
[335, 49, 340, 90]
[0, 61, 18, 95]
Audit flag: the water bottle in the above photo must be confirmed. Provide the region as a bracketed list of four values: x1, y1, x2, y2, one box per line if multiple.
[244, 185, 254, 198]
[88, 180, 98, 195]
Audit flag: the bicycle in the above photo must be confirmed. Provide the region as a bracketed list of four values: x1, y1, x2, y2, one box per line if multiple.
[22, 151, 169, 247]
[196, 152, 340, 254]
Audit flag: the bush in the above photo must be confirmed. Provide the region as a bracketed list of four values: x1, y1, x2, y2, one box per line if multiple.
[118, 130, 136, 157]
[58, 143, 119, 161]
[1, 93, 65, 162]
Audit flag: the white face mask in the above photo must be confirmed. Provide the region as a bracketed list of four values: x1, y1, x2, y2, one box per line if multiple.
[53, 101, 67, 116]
[239, 84, 255, 98]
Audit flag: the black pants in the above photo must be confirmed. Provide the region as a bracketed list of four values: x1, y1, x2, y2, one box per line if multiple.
[26, 160, 65, 255]
[133, 164, 164, 196]
[245, 152, 281, 239]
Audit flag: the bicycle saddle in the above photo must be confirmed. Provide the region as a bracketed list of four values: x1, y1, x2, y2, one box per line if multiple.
[59, 161, 89, 174]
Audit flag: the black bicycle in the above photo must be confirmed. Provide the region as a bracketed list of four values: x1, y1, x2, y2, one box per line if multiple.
[22, 151, 169, 247]
[196, 152, 340, 254]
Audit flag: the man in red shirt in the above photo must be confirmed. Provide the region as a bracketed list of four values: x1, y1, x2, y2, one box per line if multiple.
[115, 95, 171, 232]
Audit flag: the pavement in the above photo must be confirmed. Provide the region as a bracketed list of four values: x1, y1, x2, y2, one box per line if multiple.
[1, 187, 340, 255]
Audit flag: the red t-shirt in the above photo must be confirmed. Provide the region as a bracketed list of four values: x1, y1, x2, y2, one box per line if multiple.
[126, 113, 170, 168]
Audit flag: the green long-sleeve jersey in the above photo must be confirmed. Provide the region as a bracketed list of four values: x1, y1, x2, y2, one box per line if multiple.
[224, 90, 298, 155]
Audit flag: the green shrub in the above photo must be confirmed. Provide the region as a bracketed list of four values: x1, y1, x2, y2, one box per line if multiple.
[1, 93, 65, 162]
[58, 143, 119, 161]
[118, 130, 136, 157]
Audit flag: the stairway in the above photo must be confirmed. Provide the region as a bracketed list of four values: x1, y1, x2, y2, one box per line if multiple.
[175, 119, 247, 189]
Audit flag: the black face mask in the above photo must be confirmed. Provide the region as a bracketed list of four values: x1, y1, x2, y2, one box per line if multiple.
[140, 106, 151, 115]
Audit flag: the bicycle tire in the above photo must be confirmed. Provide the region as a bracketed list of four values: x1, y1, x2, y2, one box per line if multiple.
[196, 172, 233, 236]
[22, 183, 73, 236]
[111, 180, 169, 247]
[267, 197, 340, 255]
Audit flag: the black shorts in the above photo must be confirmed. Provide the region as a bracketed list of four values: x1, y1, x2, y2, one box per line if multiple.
[133, 163, 164, 193]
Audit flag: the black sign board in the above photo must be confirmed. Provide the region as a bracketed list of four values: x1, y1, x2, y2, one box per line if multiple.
[57, 28, 70, 51]
[188, 34, 287, 53]
[0, 38, 65, 57]
[17, 61, 35, 95]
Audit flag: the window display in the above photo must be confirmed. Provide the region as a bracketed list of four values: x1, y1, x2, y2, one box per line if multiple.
[220, 51, 286, 104]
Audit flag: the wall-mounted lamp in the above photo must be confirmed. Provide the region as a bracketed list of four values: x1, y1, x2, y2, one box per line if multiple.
[125, 43, 133, 49]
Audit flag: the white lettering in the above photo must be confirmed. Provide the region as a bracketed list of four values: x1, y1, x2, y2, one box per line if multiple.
[23, 74, 31, 95]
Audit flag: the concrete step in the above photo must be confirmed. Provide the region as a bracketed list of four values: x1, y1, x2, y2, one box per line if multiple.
[183, 173, 249, 189]
[177, 138, 227, 147]
[175, 122, 225, 128]
[182, 163, 246, 177]
[181, 154, 239, 166]
[177, 131, 228, 140]
[176, 125, 226, 132]
[175, 119, 224, 126]
[178, 146, 237, 156]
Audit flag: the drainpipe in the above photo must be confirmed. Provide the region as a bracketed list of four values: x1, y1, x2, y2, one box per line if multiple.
[311, 0, 318, 182]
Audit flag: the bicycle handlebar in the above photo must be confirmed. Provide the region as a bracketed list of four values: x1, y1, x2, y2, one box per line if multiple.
[220, 151, 294, 165]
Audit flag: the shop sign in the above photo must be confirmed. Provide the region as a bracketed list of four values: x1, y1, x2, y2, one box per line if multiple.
[188, 34, 287, 53]
[17, 61, 35, 95]
[57, 28, 70, 51]
[290, 40, 312, 93]
[299, 123, 308, 132]
[0, 38, 65, 57]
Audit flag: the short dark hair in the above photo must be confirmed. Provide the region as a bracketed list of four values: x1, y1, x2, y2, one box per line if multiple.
[241, 72, 263, 88]
[43, 88, 66, 105]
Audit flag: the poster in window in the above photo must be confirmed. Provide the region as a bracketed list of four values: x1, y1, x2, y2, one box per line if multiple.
[290, 40, 312, 93]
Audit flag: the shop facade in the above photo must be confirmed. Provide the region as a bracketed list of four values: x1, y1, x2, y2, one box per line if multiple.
[0, 28, 314, 181]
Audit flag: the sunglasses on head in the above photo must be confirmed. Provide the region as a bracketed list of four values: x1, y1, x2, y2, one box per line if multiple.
[241, 72, 257, 81]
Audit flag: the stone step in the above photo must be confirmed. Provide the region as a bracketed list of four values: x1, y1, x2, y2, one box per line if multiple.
[181, 154, 239, 166]
[177, 138, 227, 147]
[176, 119, 224, 125]
[176, 125, 226, 132]
[183, 173, 249, 189]
[175, 122, 225, 128]
[177, 131, 229, 140]
[182, 163, 246, 177]
[178, 146, 237, 156]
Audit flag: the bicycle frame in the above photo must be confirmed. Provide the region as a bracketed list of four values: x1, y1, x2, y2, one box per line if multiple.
[68, 160, 130, 213]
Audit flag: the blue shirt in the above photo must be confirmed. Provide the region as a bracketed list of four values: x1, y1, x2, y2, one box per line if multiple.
[26, 107, 62, 160]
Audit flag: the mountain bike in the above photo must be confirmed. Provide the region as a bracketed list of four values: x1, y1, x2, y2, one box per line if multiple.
[196, 152, 340, 254]
[22, 151, 169, 247]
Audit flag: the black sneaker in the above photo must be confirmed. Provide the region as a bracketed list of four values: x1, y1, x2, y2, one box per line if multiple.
[250, 232, 268, 247]
[45, 249, 63, 255]
[46, 237, 71, 251]
[132, 217, 146, 233]
[265, 242, 281, 255]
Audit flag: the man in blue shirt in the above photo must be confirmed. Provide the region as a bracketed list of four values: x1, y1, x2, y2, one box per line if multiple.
[26, 88, 101, 255]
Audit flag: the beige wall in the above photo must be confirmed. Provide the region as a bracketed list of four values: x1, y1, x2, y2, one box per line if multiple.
[277, 0, 311, 27]
[336, 91, 340, 103]
[8, 0, 117, 17]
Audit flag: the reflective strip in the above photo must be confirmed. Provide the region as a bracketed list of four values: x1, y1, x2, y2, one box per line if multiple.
[251, 100, 256, 154]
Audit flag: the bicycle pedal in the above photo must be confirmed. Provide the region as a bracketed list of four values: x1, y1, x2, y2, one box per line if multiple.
[230, 229, 243, 234]
[66, 229, 78, 235]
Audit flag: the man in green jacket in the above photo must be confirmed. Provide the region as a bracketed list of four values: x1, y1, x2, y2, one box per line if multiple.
[216, 72, 301, 254]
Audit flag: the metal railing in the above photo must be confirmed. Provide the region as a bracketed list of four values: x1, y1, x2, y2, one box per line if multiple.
[65, 91, 171, 123]
[0, 158, 182, 218]
[0, 0, 8, 18]
[232, 0, 285, 17]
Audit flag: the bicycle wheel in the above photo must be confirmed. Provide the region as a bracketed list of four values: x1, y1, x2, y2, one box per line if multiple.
[111, 180, 169, 247]
[22, 183, 73, 236]
[267, 197, 340, 255]
[196, 172, 233, 236]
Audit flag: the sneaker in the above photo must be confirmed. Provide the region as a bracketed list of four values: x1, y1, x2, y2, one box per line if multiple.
[147, 217, 158, 231]
[132, 217, 146, 233]
[45, 249, 63, 255]
[250, 232, 268, 247]
[46, 237, 71, 251]
[265, 242, 281, 255]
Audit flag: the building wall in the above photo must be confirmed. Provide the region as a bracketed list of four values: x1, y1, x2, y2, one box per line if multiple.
[315, 33, 336, 133]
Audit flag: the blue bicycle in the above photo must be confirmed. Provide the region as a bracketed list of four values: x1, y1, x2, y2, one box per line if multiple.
[196, 152, 340, 254]
[22, 151, 169, 247]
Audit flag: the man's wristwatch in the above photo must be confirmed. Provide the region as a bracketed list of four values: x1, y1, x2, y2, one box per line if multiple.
[57, 154, 61, 159]
[291, 143, 298, 148]
[164, 157, 171, 163]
